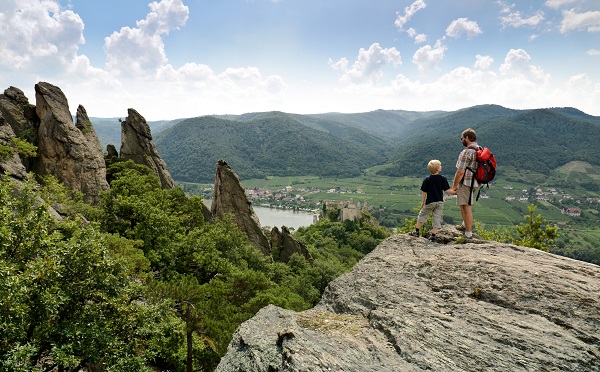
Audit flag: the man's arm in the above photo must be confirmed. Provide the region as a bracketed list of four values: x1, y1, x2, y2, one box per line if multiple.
[453, 169, 465, 190]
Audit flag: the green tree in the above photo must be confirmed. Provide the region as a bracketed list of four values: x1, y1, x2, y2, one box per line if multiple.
[512, 204, 558, 251]
[0, 175, 174, 370]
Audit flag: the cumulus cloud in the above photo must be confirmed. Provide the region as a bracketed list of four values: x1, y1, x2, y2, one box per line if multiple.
[104, 0, 189, 75]
[412, 40, 447, 72]
[499, 49, 549, 82]
[407, 28, 427, 44]
[0, 0, 84, 70]
[446, 18, 483, 39]
[474, 55, 494, 70]
[329, 43, 401, 84]
[395, 0, 427, 31]
[587, 49, 600, 56]
[560, 9, 600, 33]
[500, 9, 545, 28]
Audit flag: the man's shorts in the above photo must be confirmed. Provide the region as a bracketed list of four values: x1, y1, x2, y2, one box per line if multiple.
[456, 183, 477, 206]
[417, 201, 444, 229]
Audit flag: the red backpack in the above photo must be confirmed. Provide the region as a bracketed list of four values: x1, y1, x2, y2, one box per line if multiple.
[466, 145, 497, 205]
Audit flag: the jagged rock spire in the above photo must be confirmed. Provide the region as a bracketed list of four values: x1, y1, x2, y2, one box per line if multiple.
[32, 82, 109, 204]
[211, 160, 271, 255]
[120, 108, 175, 189]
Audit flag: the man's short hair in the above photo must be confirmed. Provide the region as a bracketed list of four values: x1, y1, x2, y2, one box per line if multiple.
[462, 128, 477, 142]
[427, 159, 441, 174]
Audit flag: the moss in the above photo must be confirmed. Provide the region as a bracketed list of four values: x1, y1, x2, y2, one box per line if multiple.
[297, 310, 369, 336]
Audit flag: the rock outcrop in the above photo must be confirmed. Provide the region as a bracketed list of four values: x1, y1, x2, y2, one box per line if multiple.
[119, 108, 175, 189]
[216, 230, 600, 371]
[270, 226, 312, 263]
[31, 82, 109, 204]
[211, 160, 271, 255]
[0, 86, 38, 142]
[75, 104, 104, 156]
[0, 117, 28, 179]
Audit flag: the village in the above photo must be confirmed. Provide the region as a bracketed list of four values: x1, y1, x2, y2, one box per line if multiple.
[244, 183, 599, 222]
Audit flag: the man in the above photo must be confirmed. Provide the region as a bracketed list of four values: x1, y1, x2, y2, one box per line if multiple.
[452, 128, 479, 238]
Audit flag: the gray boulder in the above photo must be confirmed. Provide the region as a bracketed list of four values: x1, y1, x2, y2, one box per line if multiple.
[32, 82, 109, 204]
[211, 160, 271, 255]
[216, 232, 600, 371]
[120, 108, 175, 189]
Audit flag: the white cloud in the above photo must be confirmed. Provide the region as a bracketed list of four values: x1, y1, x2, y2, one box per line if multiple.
[412, 40, 447, 72]
[587, 49, 600, 56]
[104, 0, 189, 75]
[560, 9, 600, 33]
[395, 0, 427, 31]
[545, 0, 578, 10]
[329, 43, 401, 85]
[500, 10, 545, 28]
[407, 28, 427, 44]
[474, 55, 494, 70]
[446, 18, 483, 39]
[0, 0, 84, 70]
[499, 49, 549, 82]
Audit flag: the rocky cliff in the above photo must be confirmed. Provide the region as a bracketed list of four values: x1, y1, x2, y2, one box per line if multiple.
[119, 108, 175, 189]
[216, 230, 600, 371]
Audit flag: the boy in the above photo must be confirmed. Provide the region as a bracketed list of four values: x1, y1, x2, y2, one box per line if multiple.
[409, 160, 456, 242]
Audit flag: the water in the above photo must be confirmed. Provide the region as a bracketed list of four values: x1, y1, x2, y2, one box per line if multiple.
[203, 200, 315, 230]
[253, 206, 315, 230]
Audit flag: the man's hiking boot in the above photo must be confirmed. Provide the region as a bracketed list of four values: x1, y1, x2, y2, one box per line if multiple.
[408, 230, 419, 237]
[455, 224, 466, 231]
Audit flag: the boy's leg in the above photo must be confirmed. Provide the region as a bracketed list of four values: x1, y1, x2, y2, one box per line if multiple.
[431, 202, 443, 235]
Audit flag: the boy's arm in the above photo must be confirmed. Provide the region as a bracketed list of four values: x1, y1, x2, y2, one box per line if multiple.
[421, 191, 426, 206]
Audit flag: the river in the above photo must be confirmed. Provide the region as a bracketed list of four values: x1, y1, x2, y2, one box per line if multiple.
[253, 206, 316, 230]
[203, 200, 315, 230]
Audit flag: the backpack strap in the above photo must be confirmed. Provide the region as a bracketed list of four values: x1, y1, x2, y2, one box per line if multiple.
[464, 145, 480, 206]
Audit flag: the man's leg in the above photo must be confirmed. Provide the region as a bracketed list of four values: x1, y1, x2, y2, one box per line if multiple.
[456, 185, 474, 237]
[460, 204, 473, 234]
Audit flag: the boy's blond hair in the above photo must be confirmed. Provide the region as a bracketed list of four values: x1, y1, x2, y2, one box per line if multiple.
[427, 160, 441, 174]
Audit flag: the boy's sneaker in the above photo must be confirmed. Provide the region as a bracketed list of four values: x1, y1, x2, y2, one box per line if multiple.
[428, 235, 437, 242]
[408, 230, 419, 237]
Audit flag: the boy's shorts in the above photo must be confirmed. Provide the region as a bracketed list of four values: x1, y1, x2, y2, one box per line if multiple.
[417, 201, 444, 229]
[456, 183, 477, 206]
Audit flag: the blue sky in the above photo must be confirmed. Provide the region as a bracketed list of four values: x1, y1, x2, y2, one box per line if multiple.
[1, 0, 599, 120]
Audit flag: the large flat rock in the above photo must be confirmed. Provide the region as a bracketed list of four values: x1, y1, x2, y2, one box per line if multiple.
[217, 233, 600, 371]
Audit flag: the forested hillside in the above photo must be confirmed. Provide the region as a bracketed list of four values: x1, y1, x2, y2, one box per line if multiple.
[154, 115, 388, 183]
[378, 105, 600, 178]
[0, 162, 391, 370]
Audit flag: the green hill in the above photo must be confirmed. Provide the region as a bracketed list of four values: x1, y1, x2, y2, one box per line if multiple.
[154, 115, 388, 183]
[378, 106, 600, 178]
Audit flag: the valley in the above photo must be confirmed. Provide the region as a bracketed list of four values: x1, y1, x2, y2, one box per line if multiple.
[179, 162, 600, 265]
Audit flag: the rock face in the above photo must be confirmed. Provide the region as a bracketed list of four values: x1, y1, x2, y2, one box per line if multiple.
[270, 226, 312, 263]
[216, 231, 600, 371]
[120, 108, 175, 189]
[0, 117, 28, 179]
[75, 104, 104, 156]
[0, 86, 38, 142]
[32, 82, 109, 204]
[211, 160, 271, 255]
[0, 86, 39, 174]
